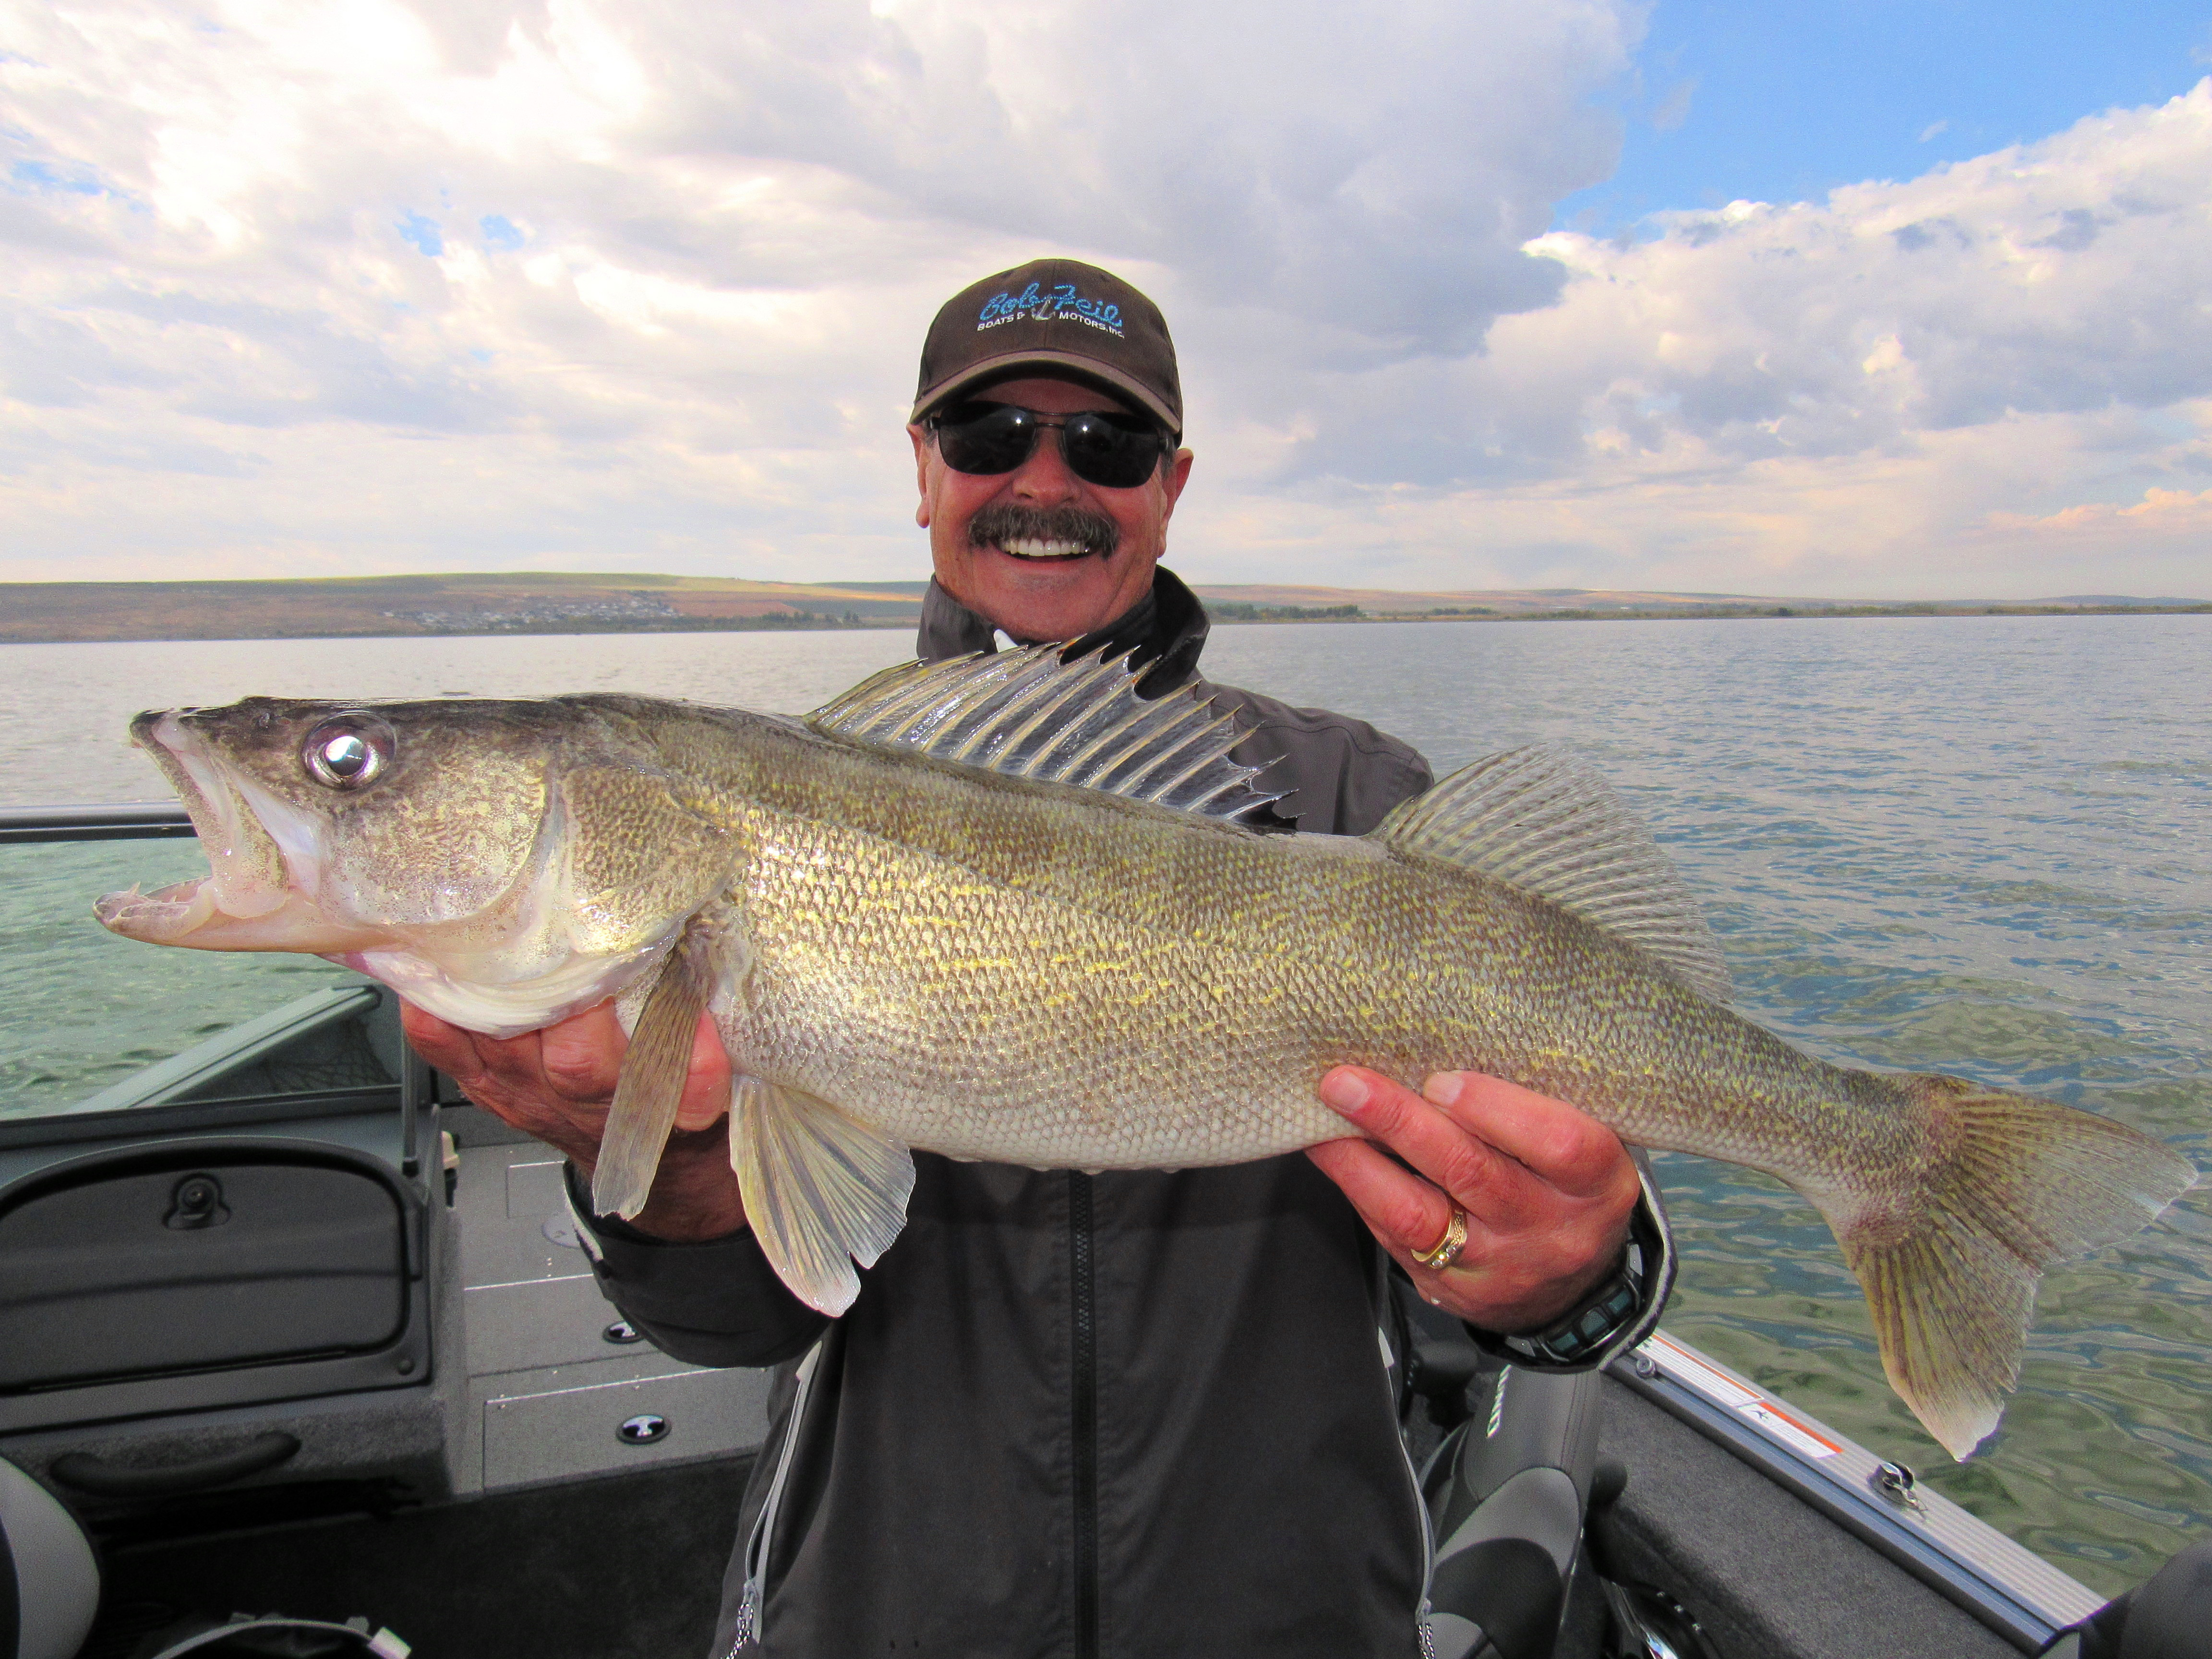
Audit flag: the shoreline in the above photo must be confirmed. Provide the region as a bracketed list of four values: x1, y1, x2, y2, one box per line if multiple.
[1, 601, 2205, 647]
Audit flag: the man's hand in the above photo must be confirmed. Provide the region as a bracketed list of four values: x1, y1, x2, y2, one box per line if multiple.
[400, 999, 748, 1242]
[1307, 1067, 1639, 1333]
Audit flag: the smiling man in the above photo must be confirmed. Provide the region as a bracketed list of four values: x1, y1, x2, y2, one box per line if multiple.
[404, 258, 1672, 1659]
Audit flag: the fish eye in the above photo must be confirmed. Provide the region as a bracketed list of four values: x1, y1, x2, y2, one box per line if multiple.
[302, 715, 395, 791]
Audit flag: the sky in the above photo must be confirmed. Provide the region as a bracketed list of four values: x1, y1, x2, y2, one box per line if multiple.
[4, 0, 2211, 600]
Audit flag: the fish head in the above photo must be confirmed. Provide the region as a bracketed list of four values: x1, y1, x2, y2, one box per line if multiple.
[96, 695, 729, 1034]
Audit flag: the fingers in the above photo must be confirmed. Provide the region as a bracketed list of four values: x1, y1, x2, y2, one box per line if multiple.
[399, 997, 733, 1142]
[674, 1012, 735, 1131]
[1312, 1065, 1642, 1330]
[533, 1001, 630, 1102]
[1419, 1071, 1629, 1199]
[397, 1000, 484, 1077]
[1305, 1134, 1468, 1264]
[1316, 1066, 1551, 1233]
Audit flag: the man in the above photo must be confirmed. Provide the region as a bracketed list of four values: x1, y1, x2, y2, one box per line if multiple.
[405, 258, 1671, 1657]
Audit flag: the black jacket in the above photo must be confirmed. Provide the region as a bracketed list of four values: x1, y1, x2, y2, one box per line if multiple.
[574, 571, 1672, 1658]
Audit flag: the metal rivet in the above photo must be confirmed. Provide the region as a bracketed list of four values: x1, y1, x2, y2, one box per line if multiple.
[617, 1414, 668, 1445]
[1631, 1354, 1659, 1380]
[603, 1320, 643, 1346]
[395, 1357, 416, 1374]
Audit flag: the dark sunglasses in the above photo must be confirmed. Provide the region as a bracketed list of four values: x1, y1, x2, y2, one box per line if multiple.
[928, 401, 1172, 490]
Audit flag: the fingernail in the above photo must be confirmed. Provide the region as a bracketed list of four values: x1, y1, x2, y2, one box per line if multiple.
[1421, 1072, 1466, 1108]
[1318, 1070, 1369, 1114]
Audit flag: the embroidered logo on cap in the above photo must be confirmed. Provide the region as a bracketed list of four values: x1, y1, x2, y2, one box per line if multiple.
[977, 281, 1125, 337]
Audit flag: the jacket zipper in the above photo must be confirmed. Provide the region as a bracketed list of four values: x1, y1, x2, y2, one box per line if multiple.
[1070, 1171, 1100, 1659]
[729, 1341, 823, 1655]
[1378, 1319, 1440, 1655]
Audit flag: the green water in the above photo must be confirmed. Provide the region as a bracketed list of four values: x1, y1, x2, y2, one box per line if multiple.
[0, 838, 362, 1110]
[2, 614, 2206, 1597]
[1202, 613, 2212, 1596]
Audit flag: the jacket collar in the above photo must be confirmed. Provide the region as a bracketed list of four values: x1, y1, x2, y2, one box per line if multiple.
[915, 566, 1212, 693]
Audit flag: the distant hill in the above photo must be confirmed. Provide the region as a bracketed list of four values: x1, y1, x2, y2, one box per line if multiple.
[0, 571, 2201, 644]
[0, 572, 932, 644]
[1189, 584, 2211, 618]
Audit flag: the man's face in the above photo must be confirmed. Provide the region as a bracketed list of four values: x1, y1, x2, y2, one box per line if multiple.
[910, 376, 1194, 644]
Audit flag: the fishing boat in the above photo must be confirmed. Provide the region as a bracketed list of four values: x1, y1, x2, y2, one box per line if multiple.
[0, 803, 2121, 1659]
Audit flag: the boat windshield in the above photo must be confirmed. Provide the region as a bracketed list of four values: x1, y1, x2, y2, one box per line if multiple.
[0, 808, 397, 1123]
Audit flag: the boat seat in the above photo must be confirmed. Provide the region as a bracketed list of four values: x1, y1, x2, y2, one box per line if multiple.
[2042, 1539, 2212, 1658]
[1396, 1277, 1603, 1659]
[1423, 1362, 1603, 1659]
[0, 1455, 100, 1659]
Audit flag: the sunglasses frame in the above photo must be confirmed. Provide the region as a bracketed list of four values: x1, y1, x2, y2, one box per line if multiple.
[926, 401, 1174, 490]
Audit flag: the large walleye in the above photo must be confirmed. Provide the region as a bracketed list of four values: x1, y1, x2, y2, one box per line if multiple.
[97, 647, 2194, 1458]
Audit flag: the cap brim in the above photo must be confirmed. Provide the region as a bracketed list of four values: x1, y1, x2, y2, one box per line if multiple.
[912, 349, 1180, 435]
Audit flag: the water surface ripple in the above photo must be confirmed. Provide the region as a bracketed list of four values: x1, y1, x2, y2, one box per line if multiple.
[2, 615, 2205, 1595]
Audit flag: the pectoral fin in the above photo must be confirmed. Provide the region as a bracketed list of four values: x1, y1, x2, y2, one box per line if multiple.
[728, 1075, 916, 1317]
[592, 924, 721, 1220]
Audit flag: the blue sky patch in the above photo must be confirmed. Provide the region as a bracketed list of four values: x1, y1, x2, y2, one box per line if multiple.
[396, 211, 444, 256]
[480, 215, 524, 251]
[10, 158, 104, 196]
[1557, 0, 2212, 232]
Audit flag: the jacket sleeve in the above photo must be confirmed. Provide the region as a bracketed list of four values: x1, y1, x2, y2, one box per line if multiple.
[563, 1164, 829, 1368]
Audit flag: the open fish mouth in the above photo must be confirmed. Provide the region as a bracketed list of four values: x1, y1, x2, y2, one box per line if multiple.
[94, 710, 390, 955]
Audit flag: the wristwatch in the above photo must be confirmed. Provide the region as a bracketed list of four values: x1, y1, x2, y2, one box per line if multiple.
[1470, 1160, 1673, 1370]
[1496, 1240, 1648, 1367]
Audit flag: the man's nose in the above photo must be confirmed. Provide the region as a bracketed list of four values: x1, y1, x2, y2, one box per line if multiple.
[1006, 429, 1081, 502]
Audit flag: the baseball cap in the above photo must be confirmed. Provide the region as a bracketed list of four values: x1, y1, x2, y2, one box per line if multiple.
[912, 259, 1182, 436]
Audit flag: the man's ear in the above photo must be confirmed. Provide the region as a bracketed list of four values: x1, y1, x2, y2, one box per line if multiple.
[1158, 447, 1193, 523]
[909, 424, 933, 528]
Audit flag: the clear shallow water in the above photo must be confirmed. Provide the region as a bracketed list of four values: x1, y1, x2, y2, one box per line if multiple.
[2, 615, 2207, 1596]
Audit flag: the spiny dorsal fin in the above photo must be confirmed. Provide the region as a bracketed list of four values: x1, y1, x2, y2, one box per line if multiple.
[806, 645, 1285, 822]
[1376, 745, 1731, 1002]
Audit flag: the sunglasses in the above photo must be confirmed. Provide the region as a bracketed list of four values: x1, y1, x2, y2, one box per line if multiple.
[928, 401, 1172, 490]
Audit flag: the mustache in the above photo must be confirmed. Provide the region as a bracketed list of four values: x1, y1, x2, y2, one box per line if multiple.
[968, 503, 1120, 558]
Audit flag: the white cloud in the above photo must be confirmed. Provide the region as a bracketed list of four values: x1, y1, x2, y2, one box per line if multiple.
[2, 4, 2209, 600]
[0, 0, 1635, 582]
[1189, 82, 2212, 598]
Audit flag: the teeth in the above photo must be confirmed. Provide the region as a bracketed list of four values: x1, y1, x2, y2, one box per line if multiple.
[999, 539, 1089, 560]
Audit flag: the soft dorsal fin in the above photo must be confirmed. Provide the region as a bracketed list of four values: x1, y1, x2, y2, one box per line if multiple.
[1376, 745, 1731, 1002]
[806, 645, 1285, 821]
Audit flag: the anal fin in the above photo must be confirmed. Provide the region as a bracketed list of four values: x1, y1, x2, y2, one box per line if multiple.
[592, 923, 720, 1220]
[728, 1075, 916, 1317]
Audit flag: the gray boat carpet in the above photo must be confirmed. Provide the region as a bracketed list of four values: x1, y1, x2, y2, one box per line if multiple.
[1598, 1377, 2019, 1659]
[79, 1455, 753, 1659]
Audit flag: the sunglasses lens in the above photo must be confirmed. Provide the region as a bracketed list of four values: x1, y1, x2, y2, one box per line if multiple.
[934, 404, 1166, 488]
[1060, 414, 1163, 488]
[934, 404, 1037, 476]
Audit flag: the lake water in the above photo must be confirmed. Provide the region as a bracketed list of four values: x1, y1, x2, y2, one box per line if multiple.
[2, 615, 2207, 1598]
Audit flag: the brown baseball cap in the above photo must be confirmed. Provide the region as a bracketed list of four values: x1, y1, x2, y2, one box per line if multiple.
[912, 258, 1182, 436]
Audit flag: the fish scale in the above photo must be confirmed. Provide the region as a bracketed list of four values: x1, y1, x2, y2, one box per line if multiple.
[96, 645, 2198, 1461]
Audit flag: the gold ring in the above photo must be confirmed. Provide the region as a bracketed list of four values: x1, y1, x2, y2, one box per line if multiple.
[1411, 1206, 1468, 1272]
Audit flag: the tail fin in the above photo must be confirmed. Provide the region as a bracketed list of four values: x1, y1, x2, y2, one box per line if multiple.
[1815, 1075, 2195, 1460]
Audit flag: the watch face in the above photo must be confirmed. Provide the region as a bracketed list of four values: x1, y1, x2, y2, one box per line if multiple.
[1529, 1256, 1645, 1364]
